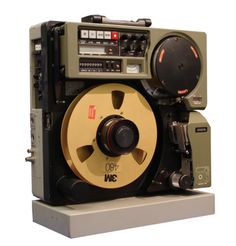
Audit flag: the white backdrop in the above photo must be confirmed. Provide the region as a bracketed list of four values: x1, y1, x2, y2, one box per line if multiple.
[0, 0, 235, 244]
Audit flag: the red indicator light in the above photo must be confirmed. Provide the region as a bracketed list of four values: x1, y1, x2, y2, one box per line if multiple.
[159, 48, 165, 63]
[178, 89, 189, 95]
[190, 46, 198, 59]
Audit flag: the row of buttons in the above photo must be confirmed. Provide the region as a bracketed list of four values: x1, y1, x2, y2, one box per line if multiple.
[80, 62, 103, 67]
[80, 30, 119, 40]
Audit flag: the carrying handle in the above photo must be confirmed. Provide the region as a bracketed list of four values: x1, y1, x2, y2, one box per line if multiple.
[81, 15, 152, 27]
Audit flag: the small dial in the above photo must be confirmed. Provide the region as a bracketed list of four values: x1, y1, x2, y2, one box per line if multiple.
[120, 34, 130, 41]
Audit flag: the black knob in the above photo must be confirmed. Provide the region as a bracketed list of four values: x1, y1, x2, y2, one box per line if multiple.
[139, 34, 147, 42]
[57, 177, 90, 202]
[135, 45, 144, 53]
[125, 45, 131, 52]
[122, 45, 131, 53]
[179, 175, 193, 189]
[33, 73, 42, 81]
[169, 172, 193, 190]
[120, 34, 130, 41]
[130, 35, 137, 42]
[33, 82, 39, 88]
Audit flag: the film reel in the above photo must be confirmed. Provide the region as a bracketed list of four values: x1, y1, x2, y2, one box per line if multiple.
[61, 83, 158, 189]
[152, 36, 201, 96]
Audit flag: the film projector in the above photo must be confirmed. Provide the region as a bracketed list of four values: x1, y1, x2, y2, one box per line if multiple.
[26, 15, 214, 237]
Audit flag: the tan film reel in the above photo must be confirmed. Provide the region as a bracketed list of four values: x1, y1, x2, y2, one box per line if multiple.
[61, 83, 158, 189]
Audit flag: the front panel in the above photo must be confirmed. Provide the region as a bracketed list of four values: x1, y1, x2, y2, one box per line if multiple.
[60, 22, 207, 109]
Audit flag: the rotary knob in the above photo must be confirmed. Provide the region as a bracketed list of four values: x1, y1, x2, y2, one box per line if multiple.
[120, 34, 130, 41]
[169, 172, 193, 190]
[121, 45, 131, 54]
[139, 34, 147, 42]
[130, 35, 137, 42]
[135, 45, 144, 54]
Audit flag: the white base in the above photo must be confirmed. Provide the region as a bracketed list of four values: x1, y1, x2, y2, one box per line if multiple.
[32, 191, 215, 238]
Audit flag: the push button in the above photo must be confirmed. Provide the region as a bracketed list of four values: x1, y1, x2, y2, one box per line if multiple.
[104, 31, 111, 39]
[81, 30, 89, 38]
[89, 30, 96, 39]
[111, 31, 119, 40]
[97, 31, 104, 39]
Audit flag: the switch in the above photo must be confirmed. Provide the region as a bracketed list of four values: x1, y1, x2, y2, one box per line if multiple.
[81, 30, 89, 38]
[111, 31, 119, 40]
[34, 43, 42, 52]
[89, 30, 96, 39]
[97, 31, 104, 39]
[104, 31, 111, 39]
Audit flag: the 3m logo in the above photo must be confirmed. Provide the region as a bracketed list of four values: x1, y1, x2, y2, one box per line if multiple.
[104, 174, 117, 182]
[88, 105, 96, 119]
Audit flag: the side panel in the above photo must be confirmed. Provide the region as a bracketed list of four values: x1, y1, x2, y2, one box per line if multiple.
[31, 109, 44, 198]
[30, 23, 45, 199]
[29, 21, 63, 202]
[187, 112, 211, 188]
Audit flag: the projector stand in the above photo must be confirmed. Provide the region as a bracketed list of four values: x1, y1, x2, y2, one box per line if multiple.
[32, 191, 215, 238]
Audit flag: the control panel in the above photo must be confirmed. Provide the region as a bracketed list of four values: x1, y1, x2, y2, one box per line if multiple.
[79, 58, 121, 72]
[78, 28, 149, 57]
[60, 21, 206, 88]
[79, 29, 119, 56]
